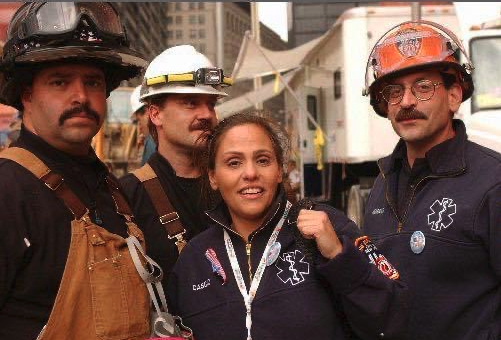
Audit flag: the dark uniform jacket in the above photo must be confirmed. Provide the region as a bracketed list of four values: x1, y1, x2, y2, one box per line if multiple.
[0, 127, 129, 339]
[363, 120, 501, 340]
[120, 152, 219, 288]
[167, 188, 410, 340]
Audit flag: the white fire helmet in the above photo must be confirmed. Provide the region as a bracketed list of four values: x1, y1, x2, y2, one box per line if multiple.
[130, 85, 144, 114]
[140, 45, 232, 101]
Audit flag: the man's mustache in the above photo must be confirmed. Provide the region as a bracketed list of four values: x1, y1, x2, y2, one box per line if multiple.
[58, 103, 100, 126]
[395, 108, 427, 122]
[190, 119, 212, 132]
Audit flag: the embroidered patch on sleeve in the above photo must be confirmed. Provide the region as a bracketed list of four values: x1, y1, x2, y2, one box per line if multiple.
[355, 236, 400, 280]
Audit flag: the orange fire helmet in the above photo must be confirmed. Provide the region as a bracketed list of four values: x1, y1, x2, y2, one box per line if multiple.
[363, 20, 474, 117]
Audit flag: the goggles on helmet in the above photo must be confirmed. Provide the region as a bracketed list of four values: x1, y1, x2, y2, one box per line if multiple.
[145, 67, 233, 87]
[12, 2, 125, 41]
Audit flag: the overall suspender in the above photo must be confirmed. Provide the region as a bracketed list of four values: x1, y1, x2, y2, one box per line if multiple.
[132, 163, 187, 253]
[0, 147, 135, 221]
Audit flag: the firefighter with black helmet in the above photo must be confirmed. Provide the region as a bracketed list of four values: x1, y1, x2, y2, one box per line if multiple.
[0, 3, 150, 339]
[362, 20, 501, 340]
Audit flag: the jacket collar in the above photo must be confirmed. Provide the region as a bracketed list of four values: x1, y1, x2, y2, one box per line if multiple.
[378, 119, 467, 177]
[205, 185, 287, 239]
[149, 151, 177, 177]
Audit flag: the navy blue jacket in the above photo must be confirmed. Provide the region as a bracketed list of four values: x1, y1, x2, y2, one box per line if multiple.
[363, 120, 501, 340]
[168, 188, 409, 340]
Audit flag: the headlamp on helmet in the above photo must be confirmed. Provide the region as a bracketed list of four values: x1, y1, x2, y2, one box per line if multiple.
[145, 67, 233, 87]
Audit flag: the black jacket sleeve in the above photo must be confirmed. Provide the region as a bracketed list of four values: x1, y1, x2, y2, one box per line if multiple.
[0, 161, 33, 310]
[315, 205, 410, 340]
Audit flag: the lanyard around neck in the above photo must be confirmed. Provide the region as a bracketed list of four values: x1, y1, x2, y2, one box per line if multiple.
[223, 201, 291, 340]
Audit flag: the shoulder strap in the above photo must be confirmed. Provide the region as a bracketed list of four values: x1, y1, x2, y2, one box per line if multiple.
[105, 174, 134, 222]
[131, 163, 187, 253]
[0, 147, 88, 219]
[131, 163, 157, 182]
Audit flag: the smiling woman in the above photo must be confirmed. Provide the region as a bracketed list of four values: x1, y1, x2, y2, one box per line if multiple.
[166, 112, 411, 340]
[207, 115, 286, 240]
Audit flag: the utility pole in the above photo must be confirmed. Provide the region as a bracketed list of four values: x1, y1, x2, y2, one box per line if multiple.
[411, 2, 421, 21]
[250, 2, 263, 110]
[216, 2, 224, 69]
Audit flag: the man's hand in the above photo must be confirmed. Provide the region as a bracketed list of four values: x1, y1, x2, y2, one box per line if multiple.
[296, 209, 342, 259]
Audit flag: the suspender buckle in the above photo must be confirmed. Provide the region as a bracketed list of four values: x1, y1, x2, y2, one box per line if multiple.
[159, 211, 180, 224]
[168, 230, 187, 253]
[44, 177, 64, 191]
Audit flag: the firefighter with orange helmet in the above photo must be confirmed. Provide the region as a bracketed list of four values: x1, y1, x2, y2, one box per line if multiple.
[361, 21, 501, 340]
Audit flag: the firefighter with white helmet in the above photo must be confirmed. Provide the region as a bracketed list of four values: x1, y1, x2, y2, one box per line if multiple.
[130, 85, 155, 165]
[361, 20, 501, 340]
[0, 2, 150, 339]
[120, 45, 232, 289]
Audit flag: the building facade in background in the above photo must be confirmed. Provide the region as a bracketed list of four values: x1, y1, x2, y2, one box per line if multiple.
[114, 2, 168, 86]
[165, 2, 287, 73]
[288, 2, 372, 48]
[164, 2, 288, 123]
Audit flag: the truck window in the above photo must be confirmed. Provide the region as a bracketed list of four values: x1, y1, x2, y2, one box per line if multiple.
[307, 95, 318, 130]
[470, 37, 501, 113]
[334, 69, 342, 99]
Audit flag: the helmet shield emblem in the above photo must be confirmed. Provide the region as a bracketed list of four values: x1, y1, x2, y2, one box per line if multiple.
[396, 28, 422, 58]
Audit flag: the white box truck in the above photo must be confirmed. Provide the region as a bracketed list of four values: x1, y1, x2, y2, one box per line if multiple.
[284, 5, 483, 224]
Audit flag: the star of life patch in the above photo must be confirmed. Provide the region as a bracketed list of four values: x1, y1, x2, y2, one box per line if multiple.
[275, 250, 310, 286]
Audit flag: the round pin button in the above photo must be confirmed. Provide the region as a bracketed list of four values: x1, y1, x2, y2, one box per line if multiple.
[410, 231, 426, 254]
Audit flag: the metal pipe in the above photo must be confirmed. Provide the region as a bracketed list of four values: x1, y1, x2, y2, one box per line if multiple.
[411, 2, 421, 21]
[250, 2, 263, 110]
[215, 2, 224, 68]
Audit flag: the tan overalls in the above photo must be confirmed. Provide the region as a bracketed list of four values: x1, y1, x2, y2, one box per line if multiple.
[1, 148, 150, 340]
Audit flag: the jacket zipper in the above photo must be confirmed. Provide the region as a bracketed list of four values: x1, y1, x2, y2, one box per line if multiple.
[207, 203, 282, 283]
[246, 243, 252, 280]
[377, 160, 465, 233]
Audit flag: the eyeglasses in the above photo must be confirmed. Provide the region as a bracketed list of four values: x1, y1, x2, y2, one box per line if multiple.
[380, 79, 443, 105]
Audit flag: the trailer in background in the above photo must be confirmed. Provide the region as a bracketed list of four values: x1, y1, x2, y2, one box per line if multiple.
[459, 20, 501, 153]
[285, 5, 460, 224]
